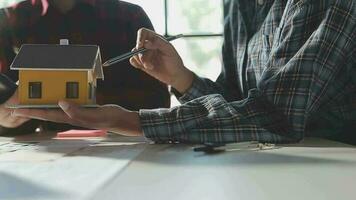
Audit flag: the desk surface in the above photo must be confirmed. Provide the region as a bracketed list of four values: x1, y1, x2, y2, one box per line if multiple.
[1, 133, 356, 200]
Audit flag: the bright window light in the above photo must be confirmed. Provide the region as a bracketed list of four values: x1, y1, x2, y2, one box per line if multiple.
[123, 0, 224, 106]
[122, 0, 223, 81]
[0, 0, 26, 9]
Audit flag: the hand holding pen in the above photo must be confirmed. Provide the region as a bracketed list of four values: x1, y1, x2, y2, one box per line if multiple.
[103, 34, 184, 67]
[125, 28, 195, 94]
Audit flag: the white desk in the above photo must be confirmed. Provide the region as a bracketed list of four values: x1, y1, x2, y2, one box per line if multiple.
[1, 133, 356, 200]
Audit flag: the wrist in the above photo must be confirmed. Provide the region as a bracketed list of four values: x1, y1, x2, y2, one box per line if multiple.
[128, 111, 143, 136]
[171, 68, 194, 94]
[113, 111, 142, 137]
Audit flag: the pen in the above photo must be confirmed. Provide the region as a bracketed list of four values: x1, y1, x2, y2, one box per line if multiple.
[102, 34, 184, 67]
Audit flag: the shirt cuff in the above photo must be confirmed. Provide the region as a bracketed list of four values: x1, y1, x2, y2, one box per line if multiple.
[173, 75, 209, 104]
[139, 108, 182, 143]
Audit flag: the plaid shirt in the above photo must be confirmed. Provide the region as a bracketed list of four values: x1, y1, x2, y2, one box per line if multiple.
[0, 0, 169, 110]
[140, 0, 356, 144]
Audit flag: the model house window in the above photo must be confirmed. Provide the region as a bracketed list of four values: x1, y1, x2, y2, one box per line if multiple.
[66, 82, 79, 99]
[29, 82, 42, 99]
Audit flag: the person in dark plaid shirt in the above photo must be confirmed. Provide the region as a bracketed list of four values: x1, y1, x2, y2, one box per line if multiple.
[13, 0, 356, 144]
[0, 0, 170, 135]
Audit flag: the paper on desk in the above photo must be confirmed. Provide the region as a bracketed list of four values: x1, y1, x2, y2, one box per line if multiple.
[0, 142, 149, 200]
[0, 139, 100, 162]
[0, 150, 66, 162]
[0, 142, 39, 155]
[0, 135, 148, 162]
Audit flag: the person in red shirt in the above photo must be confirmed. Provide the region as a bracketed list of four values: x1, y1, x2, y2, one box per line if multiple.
[0, 0, 170, 135]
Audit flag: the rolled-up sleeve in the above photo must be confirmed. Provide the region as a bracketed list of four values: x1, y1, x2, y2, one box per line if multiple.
[139, 1, 355, 144]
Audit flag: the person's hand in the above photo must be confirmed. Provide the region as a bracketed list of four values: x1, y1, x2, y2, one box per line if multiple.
[0, 90, 30, 128]
[13, 101, 143, 137]
[130, 28, 195, 94]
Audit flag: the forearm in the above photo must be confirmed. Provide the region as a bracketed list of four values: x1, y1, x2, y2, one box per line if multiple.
[110, 111, 143, 137]
[139, 90, 300, 144]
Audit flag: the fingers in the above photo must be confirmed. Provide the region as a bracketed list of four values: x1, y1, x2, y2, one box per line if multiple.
[58, 101, 123, 129]
[12, 101, 100, 129]
[140, 50, 155, 70]
[12, 101, 131, 132]
[58, 100, 94, 122]
[15, 117, 30, 124]
[136, 28, 155, 49]
[130, 47, 154, 70]
[134, 28, 181, 72]
[130, 56, 142, 69]
[130, 48, 144, 69]
[0, 90, 30, 127]
[13, 108, 69, 124]
[136, 28, 172, 52]
[10, 116, 30, 128]
[2, 113, 30, 128]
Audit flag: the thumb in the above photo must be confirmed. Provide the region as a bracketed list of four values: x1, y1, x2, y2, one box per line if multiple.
[58, 101, 100, 124]
[58, 100, 81, 119]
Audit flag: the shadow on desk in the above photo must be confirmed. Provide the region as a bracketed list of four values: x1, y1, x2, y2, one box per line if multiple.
[131, 142, 356, 166]
[0, 172, 66, 199]
[4, 133, 356, 167]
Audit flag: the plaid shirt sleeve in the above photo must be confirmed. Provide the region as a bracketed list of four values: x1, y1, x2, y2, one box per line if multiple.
[142, 0, 355, 144]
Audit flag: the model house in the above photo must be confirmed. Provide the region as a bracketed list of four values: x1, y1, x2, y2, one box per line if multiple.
[10, 39, 104, 107]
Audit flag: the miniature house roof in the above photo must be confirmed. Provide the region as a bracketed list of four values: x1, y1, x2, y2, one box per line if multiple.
[10, 44, 104, 80]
